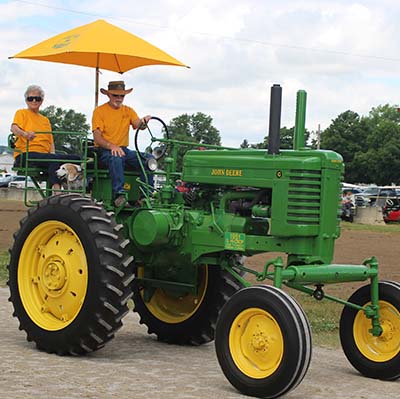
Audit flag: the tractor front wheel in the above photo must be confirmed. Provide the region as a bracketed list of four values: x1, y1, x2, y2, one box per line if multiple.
[340, 280, 400, 380]
[8, 194, 133, 355]
[215, 285, 312, 398]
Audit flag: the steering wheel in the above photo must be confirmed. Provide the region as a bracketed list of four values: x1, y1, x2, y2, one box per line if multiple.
[134, 116, 170, 161]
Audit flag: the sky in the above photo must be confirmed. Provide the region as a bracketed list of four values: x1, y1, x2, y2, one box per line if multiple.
[1, 0, 400, 147]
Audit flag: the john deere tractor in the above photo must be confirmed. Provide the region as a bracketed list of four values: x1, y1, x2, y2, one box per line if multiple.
[8, 85, 400, 398]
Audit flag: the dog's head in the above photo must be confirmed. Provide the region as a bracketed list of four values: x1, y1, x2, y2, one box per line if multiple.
[56, 163, 82, 182]
[56, 163, 84, 190]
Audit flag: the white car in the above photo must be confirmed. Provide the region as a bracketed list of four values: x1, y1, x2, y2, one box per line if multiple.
[0, 173, 14, 187]
[8, 176, 37, 189]
[355, 186, 399, 207]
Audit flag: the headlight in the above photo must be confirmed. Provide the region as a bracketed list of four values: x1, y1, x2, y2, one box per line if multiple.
[147, 157, 158, 171]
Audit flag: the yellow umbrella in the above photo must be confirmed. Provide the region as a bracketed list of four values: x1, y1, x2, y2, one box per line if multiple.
[10, 19, 188, 106]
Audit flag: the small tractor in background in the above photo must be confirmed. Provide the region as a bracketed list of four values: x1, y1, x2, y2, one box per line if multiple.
[7, 85, 400, 398]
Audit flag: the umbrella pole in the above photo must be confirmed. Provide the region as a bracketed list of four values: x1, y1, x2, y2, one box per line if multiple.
[95, 66, 99, 108]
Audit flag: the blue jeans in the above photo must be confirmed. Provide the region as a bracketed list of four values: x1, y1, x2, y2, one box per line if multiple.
[15, 152, 81, 185]
[98, 147, 154, 196]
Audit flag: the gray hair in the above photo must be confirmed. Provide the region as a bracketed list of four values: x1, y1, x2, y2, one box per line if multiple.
[24, 84, 45, 99]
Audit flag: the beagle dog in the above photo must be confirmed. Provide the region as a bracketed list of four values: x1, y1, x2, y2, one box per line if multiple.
[56, 163, 84, 190]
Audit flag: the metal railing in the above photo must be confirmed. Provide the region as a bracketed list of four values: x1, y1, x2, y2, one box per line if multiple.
[9, 131, 89, 206]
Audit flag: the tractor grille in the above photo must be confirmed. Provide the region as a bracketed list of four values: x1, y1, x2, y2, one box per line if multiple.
[287, 169, 321, 225]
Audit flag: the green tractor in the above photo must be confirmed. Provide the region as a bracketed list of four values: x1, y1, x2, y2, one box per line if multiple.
[7, 85, 400, 398]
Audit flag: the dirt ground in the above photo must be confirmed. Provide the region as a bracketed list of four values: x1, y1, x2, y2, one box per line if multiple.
[1, 198, 400, 398]
[0, 199, 28, 251]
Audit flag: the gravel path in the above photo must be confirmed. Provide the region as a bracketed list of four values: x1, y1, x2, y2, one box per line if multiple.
[0, 288, 399, 399]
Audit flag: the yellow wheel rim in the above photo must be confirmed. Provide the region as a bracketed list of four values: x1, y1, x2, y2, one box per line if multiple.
[354, 300, 400, 362]
[229, 308, 284, 379]
[18, 221, 88, 331]
[138, 265, 208, 324]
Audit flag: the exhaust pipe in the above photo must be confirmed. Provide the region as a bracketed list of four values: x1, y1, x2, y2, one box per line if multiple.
[268, 84, 282, 155]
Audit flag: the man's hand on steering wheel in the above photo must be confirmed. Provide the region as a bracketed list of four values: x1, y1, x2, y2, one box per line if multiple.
[134, 116, 170, 161]
[139, 115, 152, 130]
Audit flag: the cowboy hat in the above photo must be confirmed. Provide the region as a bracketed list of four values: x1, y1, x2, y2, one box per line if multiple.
[100, 81, 133, 95]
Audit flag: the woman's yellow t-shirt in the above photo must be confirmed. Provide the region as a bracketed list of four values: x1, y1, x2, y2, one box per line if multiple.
[12, 109, 53, 158]
[92, 103, 139, 147]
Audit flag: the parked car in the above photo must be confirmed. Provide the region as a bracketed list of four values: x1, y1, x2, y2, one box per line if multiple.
[354, 186, 378, 207]
[8, 176, 37, 189]
[0, 173, 14, 187]
[354, 186, 398, 207]
[342, 187, 363, 195]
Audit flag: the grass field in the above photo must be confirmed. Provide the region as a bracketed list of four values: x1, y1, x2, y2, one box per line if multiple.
[290, 290, 343, 348]
[342, 220, 400, 233]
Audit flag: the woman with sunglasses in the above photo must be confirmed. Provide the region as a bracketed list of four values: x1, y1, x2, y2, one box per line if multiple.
[10, 84, 78, 193]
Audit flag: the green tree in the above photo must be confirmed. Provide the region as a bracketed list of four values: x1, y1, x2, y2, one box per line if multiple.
[358, 105, 400, 185]
[41, 106, 90, 154]
[191, 112, 221, 145]
[367, 104, 400, 126]
[168, 114, 196, 141]
[320, 111, 370, 183]
[168, 113, 221, 144]
[243, 126, 311, 150]
[280, 127, 296, 149]
[278, 127, 310, 149]
[167, 113, 221, 170]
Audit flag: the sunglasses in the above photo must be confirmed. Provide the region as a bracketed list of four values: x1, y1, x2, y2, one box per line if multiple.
[26, 96, 43, 102]
[111, 94, 125, 98]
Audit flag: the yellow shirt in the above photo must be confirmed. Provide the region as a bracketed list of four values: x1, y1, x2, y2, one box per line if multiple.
[12, 109, 53, 158]
[92, 103, 139, 147]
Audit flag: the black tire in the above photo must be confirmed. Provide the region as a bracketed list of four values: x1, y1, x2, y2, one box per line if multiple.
[215, 285, 312, 398]
[8, 194, 133, 355]
[132, 265, 243, 345]
[340, 280, 400, 380]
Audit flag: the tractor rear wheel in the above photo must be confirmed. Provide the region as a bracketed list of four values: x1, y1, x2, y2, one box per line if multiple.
[339, 280, 400, 380]
[215, 285, 312, 398]
[8, 194, 133, 355]
[132, 265, 243, 345]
